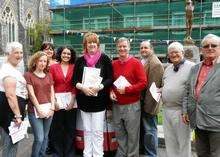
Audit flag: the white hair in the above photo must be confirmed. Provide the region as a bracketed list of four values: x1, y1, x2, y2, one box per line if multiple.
[168, 42, 184, 54]
[5, 42, 23, 54]
[116, 37, 130, 47]
[140, 40, 153, 49]
[201, 34, 220, 46]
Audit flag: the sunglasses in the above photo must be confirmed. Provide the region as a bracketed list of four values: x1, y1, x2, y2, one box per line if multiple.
[202, 44, 219, 49]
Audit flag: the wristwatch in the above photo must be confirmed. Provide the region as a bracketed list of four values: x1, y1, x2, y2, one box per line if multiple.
[14, 115, 22, 118]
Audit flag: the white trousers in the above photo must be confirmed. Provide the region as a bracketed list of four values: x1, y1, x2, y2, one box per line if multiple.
[81, 110, 105, 157]
[163, 107, 191, 157]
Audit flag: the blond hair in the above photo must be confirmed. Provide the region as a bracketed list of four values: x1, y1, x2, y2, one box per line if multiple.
[28, 51, 50, 73]
[83, 32, 100, 51]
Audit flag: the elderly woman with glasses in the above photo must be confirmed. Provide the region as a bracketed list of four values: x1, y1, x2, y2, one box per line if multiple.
[0, 42, 28, 157]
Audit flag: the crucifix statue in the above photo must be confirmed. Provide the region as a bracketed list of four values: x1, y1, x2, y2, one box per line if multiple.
[185, 0, 194, 44]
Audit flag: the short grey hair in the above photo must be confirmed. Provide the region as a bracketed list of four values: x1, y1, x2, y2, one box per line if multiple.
[116, 37, 130, 47]
[168, 42, 184, 54]
[140, 40, 153, 49]
[5, 42, 23, 54]
[201, 34, 220, 46]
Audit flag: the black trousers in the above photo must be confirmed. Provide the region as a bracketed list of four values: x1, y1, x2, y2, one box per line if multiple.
[195, 127, 220, 157]
[50, 109, 77, 157]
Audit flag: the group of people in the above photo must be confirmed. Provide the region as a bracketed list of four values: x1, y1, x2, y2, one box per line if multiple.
[0, 32, 219, 157]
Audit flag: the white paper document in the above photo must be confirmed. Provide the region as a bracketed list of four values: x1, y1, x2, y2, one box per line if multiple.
[113, 75, 131, 89]
[82, 67, 103, 88]
[149, 82, 161, 102]
[8, 121, 29, 144]
[55, 92, 72, 109]
[34, 103, 51, 118]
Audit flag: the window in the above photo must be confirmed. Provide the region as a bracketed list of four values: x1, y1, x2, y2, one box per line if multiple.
[204, 11, 220, 25]
[19, 0, 24, 22]
[172, 12, 185, 26]
[25, 11, 35, 45]
[25, 11, 34, 28]
[39, 0, 44, 20]
[83, 17, 110, 30]
[2, 6, 18, 42]
[124, 14, 153, 28]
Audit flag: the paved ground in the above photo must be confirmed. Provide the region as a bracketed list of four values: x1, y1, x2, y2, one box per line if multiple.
[0, 133, 197, 157]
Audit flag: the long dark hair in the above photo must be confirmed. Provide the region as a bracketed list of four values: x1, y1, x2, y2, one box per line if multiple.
[56, 46, 76, 64]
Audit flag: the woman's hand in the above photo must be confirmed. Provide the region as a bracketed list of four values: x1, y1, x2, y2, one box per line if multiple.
[36, 107, 48, 118]
[65, 94, 77, 110]
[65, 103, 74, 111]
[14, 117, 22, 126]
[46, 109, 54, 118]
[54, 101, 60, 111]
[82, 86, 96, 96]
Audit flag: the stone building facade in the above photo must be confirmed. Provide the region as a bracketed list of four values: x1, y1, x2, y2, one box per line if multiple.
[0, 0, 50, 55]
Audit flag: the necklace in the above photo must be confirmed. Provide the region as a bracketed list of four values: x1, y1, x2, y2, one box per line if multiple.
[33, 71, 46, 78]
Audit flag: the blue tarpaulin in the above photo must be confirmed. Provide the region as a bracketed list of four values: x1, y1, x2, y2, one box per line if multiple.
[50, 0, 126, 8]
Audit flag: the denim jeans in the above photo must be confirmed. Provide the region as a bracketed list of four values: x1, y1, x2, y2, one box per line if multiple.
[140, 112, 158, 157]
[28, 113, 52, 157]
[1, 128, 18, 157]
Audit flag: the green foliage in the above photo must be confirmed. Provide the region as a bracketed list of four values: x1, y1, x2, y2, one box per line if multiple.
[157, 108, 163, 125]
[27, 19, 51, 54]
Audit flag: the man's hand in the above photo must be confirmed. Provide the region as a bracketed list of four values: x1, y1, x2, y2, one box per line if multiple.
[182, 113, 189, 125]
[117, 88, 125, 94]
[110, 90, 117, 101]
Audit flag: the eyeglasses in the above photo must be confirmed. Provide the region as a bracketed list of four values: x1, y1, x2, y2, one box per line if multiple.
[202, 44, 219, 49]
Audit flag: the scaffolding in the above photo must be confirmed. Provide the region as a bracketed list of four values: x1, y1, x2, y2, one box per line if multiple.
[50, 0, 220, 59]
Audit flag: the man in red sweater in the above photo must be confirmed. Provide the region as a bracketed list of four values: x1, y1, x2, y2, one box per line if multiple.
[110, 37, 147, 157]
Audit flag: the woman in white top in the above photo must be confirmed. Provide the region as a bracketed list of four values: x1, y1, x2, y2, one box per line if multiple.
[0, 42, 28, 157]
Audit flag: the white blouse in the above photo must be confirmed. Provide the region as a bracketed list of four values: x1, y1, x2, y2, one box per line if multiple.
[0, 63, 27, 99]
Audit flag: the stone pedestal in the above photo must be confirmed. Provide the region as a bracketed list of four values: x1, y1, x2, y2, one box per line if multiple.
[183, 45, 200, 63]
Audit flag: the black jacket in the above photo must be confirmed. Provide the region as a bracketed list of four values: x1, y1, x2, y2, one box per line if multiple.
[72, 53, 113, 112]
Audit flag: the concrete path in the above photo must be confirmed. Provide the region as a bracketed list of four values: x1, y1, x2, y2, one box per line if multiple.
[0, 133, 197, 157]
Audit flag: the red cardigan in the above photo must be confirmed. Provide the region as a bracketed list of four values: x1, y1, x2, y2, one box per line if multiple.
[112, 57, 147, 105]
[49, 63, 76, 94]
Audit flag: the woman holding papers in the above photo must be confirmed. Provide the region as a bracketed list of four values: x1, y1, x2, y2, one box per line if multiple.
[49, 46, 77, 157]
[0, 42, 28, 157]
[73, 32, 113, 157]
[24, 51, 55, 157]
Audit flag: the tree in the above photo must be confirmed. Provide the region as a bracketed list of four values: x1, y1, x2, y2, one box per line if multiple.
[27, 19, 51, 54]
